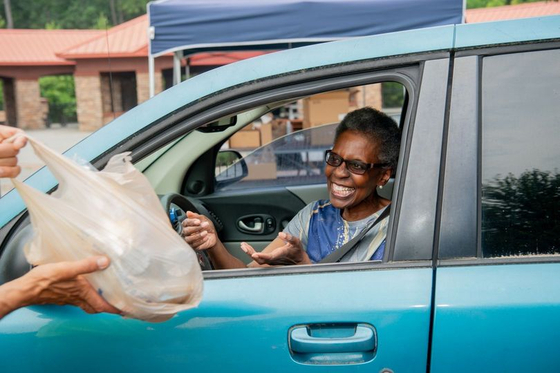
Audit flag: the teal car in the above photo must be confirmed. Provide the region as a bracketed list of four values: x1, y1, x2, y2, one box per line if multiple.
[1, 15, 560, 372]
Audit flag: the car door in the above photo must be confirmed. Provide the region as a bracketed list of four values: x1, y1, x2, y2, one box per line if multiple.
[0, 42, 454, 373]
[431, 44, 560, 372]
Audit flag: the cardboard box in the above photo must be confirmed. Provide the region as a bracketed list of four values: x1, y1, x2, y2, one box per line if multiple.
[245, 162, 277, 180]
[229, 130, 260, 148]
[303, 90, 349, 128]
[260, 122, 273, 145]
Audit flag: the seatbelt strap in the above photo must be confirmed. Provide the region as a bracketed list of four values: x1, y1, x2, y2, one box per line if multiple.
[319, 204, 391, 264]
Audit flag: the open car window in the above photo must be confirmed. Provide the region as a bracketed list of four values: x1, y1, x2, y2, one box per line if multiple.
[214, 83, 405, 193]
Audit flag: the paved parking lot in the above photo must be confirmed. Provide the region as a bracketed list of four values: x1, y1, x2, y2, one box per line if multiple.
[0, 123, 93, 196]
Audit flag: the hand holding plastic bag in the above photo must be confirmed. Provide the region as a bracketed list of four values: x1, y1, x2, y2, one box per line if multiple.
[12, 137, 203, 322]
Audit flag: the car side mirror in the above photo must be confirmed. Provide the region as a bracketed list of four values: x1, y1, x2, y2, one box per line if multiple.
[215, 150, 248, 188]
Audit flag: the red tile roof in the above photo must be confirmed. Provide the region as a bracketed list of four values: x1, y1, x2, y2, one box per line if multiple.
[466, 1, 560, 23]
[58, 15, 268, 64]
[0, 29, 102, 66]
[58, 15, 148, 59]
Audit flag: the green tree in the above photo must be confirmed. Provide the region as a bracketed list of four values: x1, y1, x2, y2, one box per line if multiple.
[382, 82, 405, 108]
[467, 0, 544, 8]
[39, 75, 77, 125]
[45, 20, 61, 30]
[0, 0, 149, 30]
[94, 13, 110, 30]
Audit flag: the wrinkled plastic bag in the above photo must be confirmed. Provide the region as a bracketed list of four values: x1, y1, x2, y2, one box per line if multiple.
[11, 136, 203, 322]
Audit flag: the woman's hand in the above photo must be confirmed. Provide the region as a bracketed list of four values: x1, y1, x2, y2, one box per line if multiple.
[0, 125, 27, 178]
[241, 232, 312, 266]
[182, 211, 218, 251]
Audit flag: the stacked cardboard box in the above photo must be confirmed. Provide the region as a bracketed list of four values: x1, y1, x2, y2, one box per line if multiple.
[229, 130, 260, 148]
[228, 121, 274, 149]
[303, 90, 349, 145]
[302, 91, 349, 129]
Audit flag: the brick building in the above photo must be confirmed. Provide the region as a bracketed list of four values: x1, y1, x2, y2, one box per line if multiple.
[0, 29, 101, 129]
[0, 15, 264, 131]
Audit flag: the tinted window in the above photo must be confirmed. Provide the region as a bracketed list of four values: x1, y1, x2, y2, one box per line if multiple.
[481, 49, 560, 257]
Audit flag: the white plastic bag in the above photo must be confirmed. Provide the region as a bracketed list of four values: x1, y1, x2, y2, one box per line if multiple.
[12, 137, 203, 322]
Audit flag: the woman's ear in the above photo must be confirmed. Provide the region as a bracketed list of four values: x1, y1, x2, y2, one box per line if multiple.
[378, 168, 392, 186]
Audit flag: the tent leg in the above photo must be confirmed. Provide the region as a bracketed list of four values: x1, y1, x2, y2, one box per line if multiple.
[149, 56, 155, 98]
[173, 51, 182, 85]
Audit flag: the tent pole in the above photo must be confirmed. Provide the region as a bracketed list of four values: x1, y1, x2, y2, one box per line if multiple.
[149, 55, 155, 98]
[173, 51, 182, 85]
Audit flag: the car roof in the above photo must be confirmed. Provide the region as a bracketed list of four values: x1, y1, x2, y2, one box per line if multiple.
[1, 15, 560, 226]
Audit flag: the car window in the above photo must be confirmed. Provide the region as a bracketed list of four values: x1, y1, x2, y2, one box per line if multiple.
[215, 83, 405, 191]
[216, 123, 336, 191]
[481, 49, 560, 258]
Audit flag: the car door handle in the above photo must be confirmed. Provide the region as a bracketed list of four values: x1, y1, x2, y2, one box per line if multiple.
[290, 324, 376, 354]
[238, 219, 263, 233]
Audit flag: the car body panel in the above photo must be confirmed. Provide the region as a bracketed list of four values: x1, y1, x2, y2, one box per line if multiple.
[431, 263, 560, 372]
[454, 15, 560, 49]
[0, 267, 432, 372]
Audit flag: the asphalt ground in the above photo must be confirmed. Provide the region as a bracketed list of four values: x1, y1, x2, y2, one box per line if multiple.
[0, 123, 93, 197]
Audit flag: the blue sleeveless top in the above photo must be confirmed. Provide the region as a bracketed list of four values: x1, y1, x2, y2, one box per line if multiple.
[283, 200, 389, 263]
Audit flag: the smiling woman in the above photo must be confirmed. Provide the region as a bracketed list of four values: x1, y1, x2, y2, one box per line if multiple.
[182, 107, 401, 267]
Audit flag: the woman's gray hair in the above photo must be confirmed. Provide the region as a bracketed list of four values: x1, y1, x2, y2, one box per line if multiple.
[334, 107, 401, 171]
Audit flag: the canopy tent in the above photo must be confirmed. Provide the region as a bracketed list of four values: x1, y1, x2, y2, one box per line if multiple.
[147, 0, 464, 97]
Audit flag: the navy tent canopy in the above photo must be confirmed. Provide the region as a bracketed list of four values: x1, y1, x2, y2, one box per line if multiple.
[147, 0, 464, 96]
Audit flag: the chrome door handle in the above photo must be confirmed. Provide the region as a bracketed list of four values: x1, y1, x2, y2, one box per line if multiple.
[238, 220, 263, 232]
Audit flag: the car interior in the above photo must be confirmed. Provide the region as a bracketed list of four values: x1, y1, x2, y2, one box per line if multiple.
[0, 81, 407, 280]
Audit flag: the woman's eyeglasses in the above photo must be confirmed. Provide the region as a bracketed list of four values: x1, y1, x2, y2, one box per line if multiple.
[325, 150, 388, 175]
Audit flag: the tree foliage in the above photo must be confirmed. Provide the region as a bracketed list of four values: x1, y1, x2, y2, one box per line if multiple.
[482, 169, 560, 257]
[39, 75, 77, 124]
[467, 0, 544, 9]
[0, 0, 149, 29]
[382, 82, 405, 109]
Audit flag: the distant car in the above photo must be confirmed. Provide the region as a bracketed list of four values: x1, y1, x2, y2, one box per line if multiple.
[1, 16, 560, 373]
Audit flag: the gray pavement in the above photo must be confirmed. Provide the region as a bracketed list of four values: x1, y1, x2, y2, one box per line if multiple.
[0, 123, 93, 196]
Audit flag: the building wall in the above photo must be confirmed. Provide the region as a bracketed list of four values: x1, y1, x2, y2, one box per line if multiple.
[353, 84, 383, 110]
[73, 57, 171, 130]
[15, 79, 44, 129]
[137, 71, 162, 104]
[75, 75, 103, 131]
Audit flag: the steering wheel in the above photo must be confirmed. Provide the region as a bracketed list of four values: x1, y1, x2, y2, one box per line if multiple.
[159, 193, 217, 271]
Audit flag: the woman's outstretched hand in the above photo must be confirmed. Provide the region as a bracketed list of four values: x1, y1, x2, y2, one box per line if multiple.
[241, 232, 311, 266]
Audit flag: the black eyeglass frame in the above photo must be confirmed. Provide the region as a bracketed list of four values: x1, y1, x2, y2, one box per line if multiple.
[324, 150, 389, 175]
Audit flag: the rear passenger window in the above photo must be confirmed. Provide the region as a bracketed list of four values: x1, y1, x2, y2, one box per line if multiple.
[481, 49, 560, 258]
